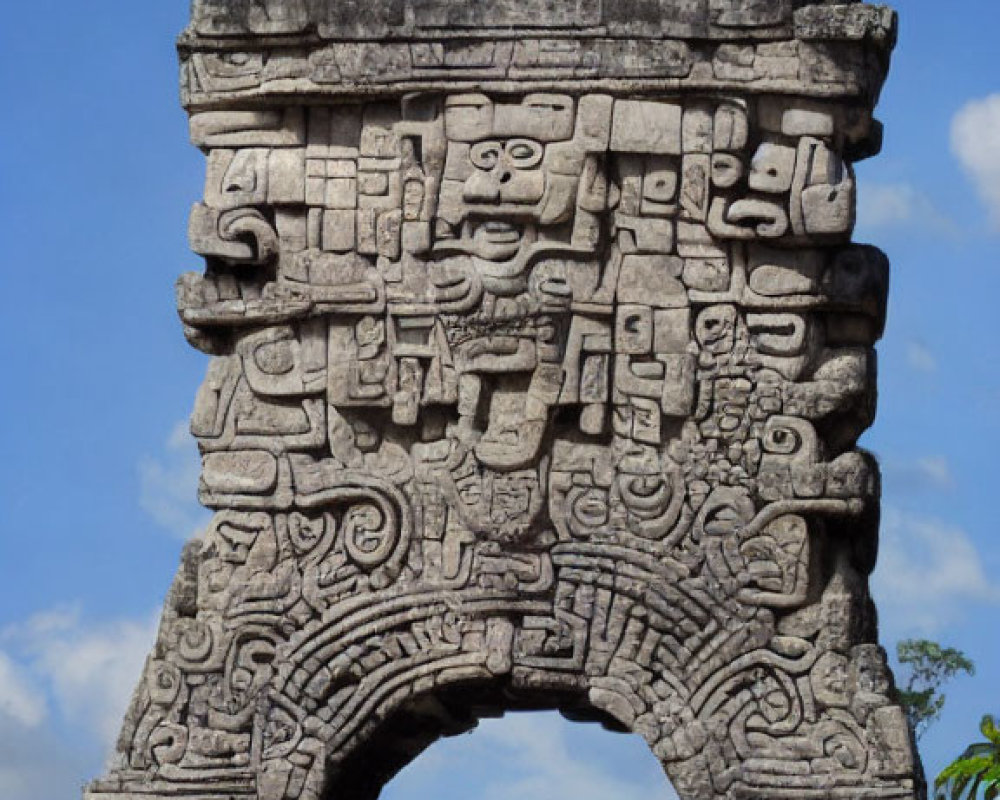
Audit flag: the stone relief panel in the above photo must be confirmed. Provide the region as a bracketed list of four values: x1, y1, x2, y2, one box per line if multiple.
[88, 3, 919, 800]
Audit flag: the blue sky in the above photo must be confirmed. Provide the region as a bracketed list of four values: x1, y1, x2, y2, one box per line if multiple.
[1, 1, 998, 797]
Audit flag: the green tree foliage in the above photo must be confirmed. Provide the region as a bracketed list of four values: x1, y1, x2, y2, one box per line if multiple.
[935, 715, 1000, 800]
[896, 639, 975, 740]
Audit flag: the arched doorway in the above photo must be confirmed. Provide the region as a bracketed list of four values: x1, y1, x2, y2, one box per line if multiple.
[315, 677, 672, 800]
[381, 710, 679, 800]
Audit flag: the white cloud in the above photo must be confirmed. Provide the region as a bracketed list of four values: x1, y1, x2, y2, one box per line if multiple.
[951, 94, 1000, 230]
[0, 652, 46, 729]
[0, 711, 89, 800]
[31, 613, 157, 748]
[873, 508, 1000, 635]
[0, 607, 159, 800]
[858, 182, 920, 227]
[911, 456, 955, 489]
[477, 714, 677, 800]
[882, 455, 954, 496]
[3, 607, 158, 752]
[139, 419, 210, 539]
[857, 181, 954, 233]
[911, 456, 953, 489]
[905, 340, 937, 374]
[386, 712, 678, 800]
[881, 456, 955, 508]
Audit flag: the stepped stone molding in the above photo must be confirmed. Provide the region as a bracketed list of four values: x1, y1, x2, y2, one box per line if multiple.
[88, 2, 921, 799]
[180, 1, 896, 105]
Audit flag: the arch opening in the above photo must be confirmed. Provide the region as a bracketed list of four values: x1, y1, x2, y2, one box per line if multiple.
[328, 689, 678, 800]
[322, 681, 650, 800]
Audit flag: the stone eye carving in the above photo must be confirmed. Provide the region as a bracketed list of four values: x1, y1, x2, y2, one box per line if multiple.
[254, 338, 296, 375]
[470, 140, 503, 171]
[505, 139, 544, 169]
[695, 304, 738, 355]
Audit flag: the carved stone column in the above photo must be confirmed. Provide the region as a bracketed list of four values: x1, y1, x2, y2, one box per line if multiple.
[88, 2, 921, 799]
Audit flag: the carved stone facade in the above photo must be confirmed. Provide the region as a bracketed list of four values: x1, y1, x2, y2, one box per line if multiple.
[87, 2, 922, 799]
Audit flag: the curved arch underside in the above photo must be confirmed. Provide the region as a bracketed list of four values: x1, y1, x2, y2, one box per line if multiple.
[86, 1, 922, 799]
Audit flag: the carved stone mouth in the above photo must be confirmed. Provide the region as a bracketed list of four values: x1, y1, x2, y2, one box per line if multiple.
[476, 220, 523, 244]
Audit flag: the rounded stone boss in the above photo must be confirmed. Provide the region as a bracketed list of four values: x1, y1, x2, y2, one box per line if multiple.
[88, 2, 922, 799]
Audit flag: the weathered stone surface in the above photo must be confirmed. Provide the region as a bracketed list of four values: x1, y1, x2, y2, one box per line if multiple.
[178, 1, 895, 109]
[88, 1, 921, 799]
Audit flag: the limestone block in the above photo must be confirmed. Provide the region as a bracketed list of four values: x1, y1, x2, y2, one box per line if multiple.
[802, 179, 855, 234]
[748, 143, 797, 194]
[576, 94, 615, 151]
[322, 210, 356, 252]
[680, 154, 711, 221]
[618, 254, 686, 308]
[754, 41, 801, 80]
[713, 44, 755, 81]
[759, 97, 837, 138]
[795, 4, 898, 46]
[682, 257, 730, 292]
[714, 102, 749, 151]
[611, 100, 682, 154]
[791, 137, 856, 236]
[201, 451, 278, 495]
[747, 245, 825, 296]
[682, 102, 714, 154]
[653, 308, 692, 354]
[494, 94, 576, 142]
[617, 305, 655, 355]
[190, 109, 306, 149]
[267, 149, 306, 204]
[711, 0, 791, 28]
[642, 157, 679, 205]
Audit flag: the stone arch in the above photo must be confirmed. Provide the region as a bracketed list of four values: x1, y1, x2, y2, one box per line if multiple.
[260, 610, 699, 800]
[223, 510, 912, 800]
[92, 501, 918, 800]
[87, 2, 924, 799]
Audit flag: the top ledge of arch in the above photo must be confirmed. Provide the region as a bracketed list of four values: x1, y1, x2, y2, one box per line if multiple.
[178, 1, 896, 109]
[182, 0, 897, 46]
